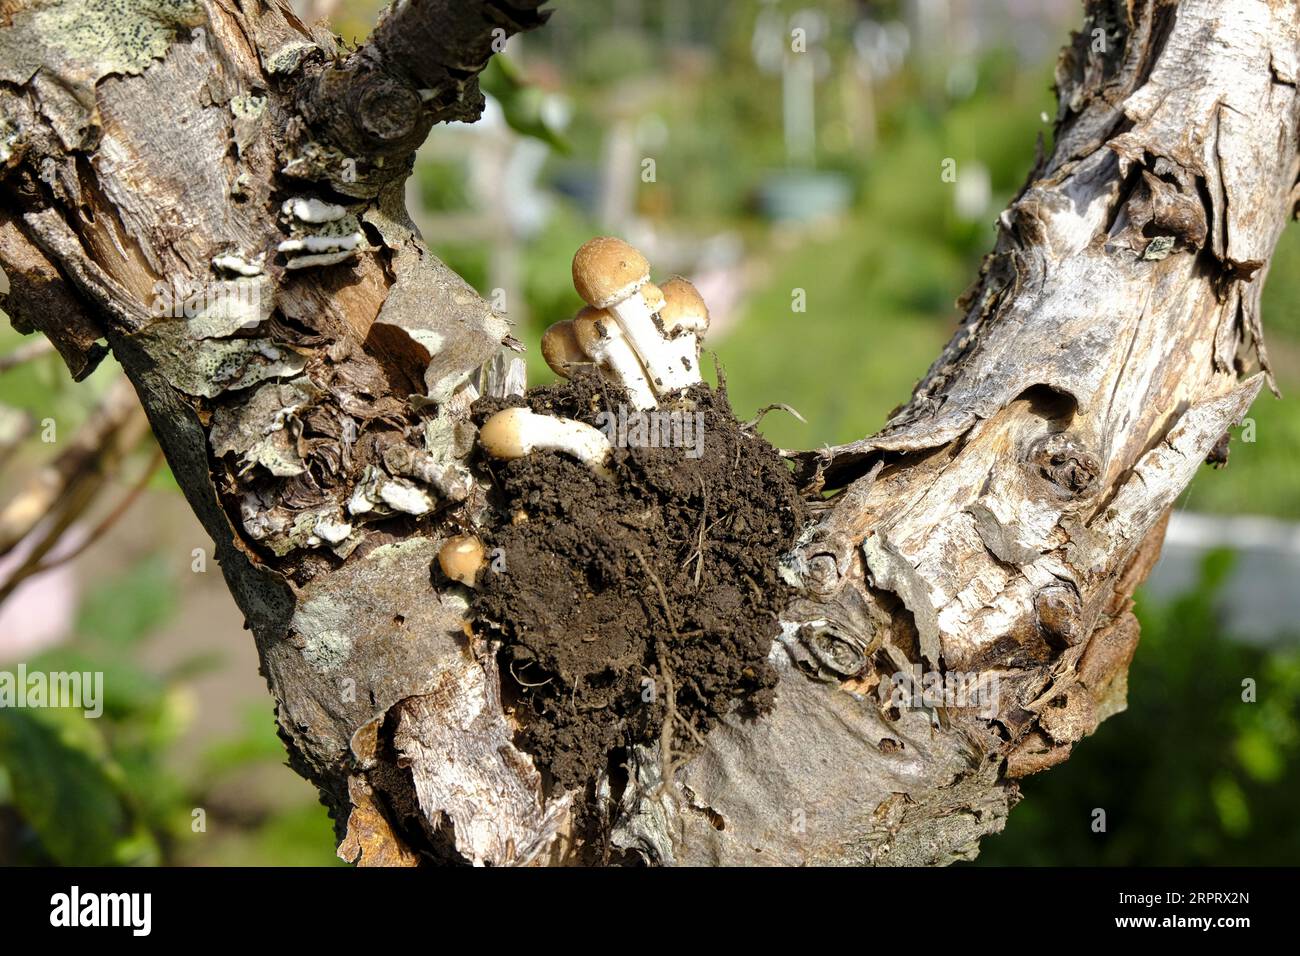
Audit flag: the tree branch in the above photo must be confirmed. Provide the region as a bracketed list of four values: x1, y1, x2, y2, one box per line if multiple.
[617, 0, 1298, 865]
[299, 0, 551, 169]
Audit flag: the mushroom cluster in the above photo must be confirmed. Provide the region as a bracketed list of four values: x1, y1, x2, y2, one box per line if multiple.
[476, 237, 712, 480]
[547, 237, 710, 407]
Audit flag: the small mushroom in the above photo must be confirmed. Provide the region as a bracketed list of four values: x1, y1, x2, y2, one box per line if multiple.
[479, 406, 614, 479]
[572, 237, 690, 395]
[438, 534, 486, 587]
[572, 306, 658, 409]
[541, 318, 588, 379]
[659, 276, 710, 387]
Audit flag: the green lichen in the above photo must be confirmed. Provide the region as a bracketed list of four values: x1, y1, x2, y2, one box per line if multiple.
[1143, 235, 1177, 261]
[290, 540, 439, 673]
[229, 93, 266, 120]
[0, 0, 206, 146]
[230, 92, 266, 154]
[138, 321, 306, 398]
[263, 40, 317, 77]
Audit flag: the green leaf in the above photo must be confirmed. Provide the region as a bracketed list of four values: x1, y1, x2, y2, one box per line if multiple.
[0, 708, 135, 864]
[481, 57, 571, 153]
[1234, 726, 1284, 783]
[1210, 774, 1251, 837]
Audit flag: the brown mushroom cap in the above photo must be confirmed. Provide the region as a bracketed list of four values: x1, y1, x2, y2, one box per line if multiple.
[438, 534, 485, 587]
[659, 276, 710, 337]
[572, 237, 650, 308]
[641, 282, 665, 314]
[541, 319, 587, 379]
[571, 305, 615, 355]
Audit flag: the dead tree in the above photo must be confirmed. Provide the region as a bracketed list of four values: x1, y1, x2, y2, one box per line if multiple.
[1, 0, 1296, 865]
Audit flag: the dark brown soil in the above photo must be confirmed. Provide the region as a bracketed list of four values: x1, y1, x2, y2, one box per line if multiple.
[471, 371, 805, 795]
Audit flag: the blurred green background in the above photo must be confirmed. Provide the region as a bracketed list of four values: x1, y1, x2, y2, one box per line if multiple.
[0, 0, 1296, 865]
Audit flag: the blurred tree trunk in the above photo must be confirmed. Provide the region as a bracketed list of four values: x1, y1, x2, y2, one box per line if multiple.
[1, 0, 1297, 865]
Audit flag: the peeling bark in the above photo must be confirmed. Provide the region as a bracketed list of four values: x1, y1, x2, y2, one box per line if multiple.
[1, 0, 1296, 866]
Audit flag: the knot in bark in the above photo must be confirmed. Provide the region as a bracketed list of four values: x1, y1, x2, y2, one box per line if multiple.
[1029, 432, 1099, 497]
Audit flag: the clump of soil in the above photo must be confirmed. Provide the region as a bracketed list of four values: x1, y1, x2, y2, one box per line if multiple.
[472, 371, 805, 793]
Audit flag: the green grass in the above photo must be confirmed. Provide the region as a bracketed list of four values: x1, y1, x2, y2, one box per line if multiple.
[710, 221, 955, 450]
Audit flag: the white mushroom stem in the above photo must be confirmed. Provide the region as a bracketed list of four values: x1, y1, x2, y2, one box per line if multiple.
[574, 308, 658, 409]
[658, 276, 711, 389]
[479, 407, 614, 480]
[667, 335, 702, 388]
[606, 289, 697, 395]
[570, 238, 692, 397]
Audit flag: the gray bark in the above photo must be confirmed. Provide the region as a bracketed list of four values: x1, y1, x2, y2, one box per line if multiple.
[1, 0, 1296, 865]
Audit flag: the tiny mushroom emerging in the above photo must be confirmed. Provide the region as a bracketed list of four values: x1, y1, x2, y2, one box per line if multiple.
[438, 534, 486, 588]
[541, 318, 588, 379]
[479, 406, 615, 479]
[572, 237, 690, 395]
[572, 306, 658, 409]
[658, 276, 711, 387]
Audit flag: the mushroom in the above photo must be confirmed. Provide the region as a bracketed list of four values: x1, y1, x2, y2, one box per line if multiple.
[541, 319, 588, 379]
[438, 534, 486, 587]
[641, 281, 665, 315]
[572, 237, 692, 395]
[658, 276, 710, 388]
[572, 306, 658, 409]
[479, 406, 614, 479]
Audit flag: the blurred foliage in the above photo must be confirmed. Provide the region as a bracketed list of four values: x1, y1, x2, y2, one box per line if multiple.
[978, 550, 1300, 865]
[0, 559, 338, 866]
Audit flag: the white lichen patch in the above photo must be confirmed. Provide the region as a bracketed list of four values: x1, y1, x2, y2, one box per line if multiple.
[290, 538, 443, 673]
[378, 479, 436, 515]
[412, 414, 475, 501]
[211, 253, 264, 277]
[297, 621, 351, 671]
[277, 233, 362, 254]
[282, 196, 347, 224]
[185, 277, 271, 338]
[278, 210, 365, 270]
[283, 250, 360, 270]
[230, 93, 267, 154]
[313, 515, 353, 545]
[239, 495, 358, 558]
[347, 466, 436, 518]
[281, 140, 353, 183]
[263, 40, 317, 77]
[0, 118, 22, 167]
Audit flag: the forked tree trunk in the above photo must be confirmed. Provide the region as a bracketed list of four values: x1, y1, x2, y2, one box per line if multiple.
[1, 0, 1296, 865]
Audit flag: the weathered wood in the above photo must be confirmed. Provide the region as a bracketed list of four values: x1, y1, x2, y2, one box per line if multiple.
[1, 0, 1295, 865]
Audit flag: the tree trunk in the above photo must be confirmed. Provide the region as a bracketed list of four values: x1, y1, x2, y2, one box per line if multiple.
[1, 0, 1296, 865]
